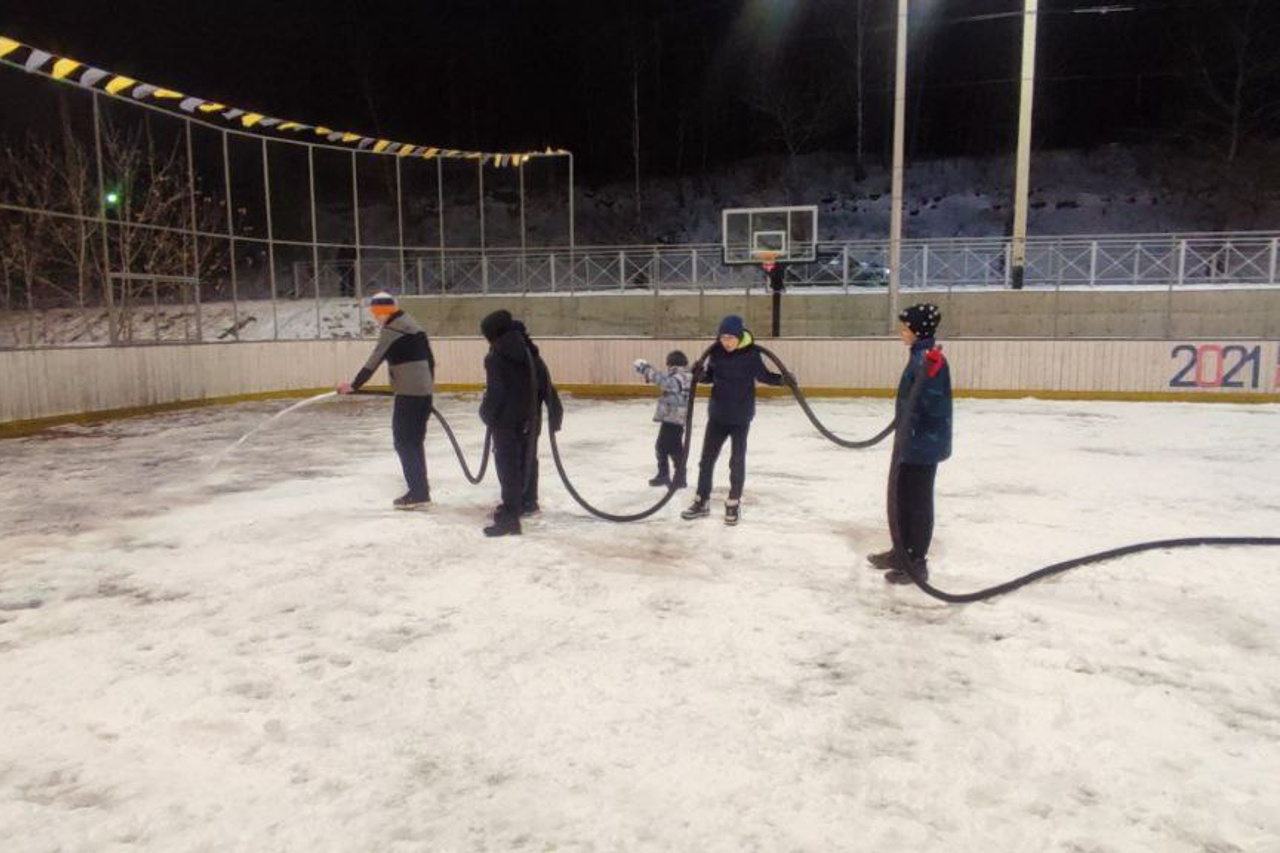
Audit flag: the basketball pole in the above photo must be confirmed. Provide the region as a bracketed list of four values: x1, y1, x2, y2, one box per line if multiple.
[1010, 0, 1039, 290]
[888, 0, 908, 333]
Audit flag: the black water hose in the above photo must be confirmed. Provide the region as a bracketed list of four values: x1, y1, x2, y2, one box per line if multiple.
[879, 363, 1280, 602]
[543, 345, 716, 522]
[435, 408, 492, 485]
[353, 390, 491, 485]
[754, 343, 896, 449]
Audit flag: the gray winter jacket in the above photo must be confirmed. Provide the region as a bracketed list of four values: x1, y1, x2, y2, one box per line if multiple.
[351, 310, 436, 397]
[639, 364, 692, 426]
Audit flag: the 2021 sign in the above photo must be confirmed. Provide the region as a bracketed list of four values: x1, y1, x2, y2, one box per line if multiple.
[1168, 343, 1276, 390]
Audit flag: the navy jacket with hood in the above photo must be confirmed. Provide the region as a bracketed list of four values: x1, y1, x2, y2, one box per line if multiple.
[895, 338, 952, 465]
[702, 330, 785, 426]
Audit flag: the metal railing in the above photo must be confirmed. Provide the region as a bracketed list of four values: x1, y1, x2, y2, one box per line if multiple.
[4, 231, 1278, 348]
[284, 231, 1280, 295]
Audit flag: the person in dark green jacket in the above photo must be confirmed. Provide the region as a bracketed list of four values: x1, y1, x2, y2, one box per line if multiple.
[868, 303, 952, 584]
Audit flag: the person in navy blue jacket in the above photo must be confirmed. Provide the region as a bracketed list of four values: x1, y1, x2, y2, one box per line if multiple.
[680, 314, 788, 526]
[868, 303, 953, 584]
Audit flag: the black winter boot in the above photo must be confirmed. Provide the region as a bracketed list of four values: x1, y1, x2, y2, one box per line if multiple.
[724, 500, 740, 526]
[393, 492, 431, 510]
[680, 496, 710, 520]
[866, 550, 899, 571]
[484, 511, 522, 537]
[648, 474, 670, 487]
[885, 559, 928, 585]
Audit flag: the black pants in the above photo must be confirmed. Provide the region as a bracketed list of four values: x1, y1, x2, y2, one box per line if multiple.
[696, 419, 750, 501]
[895, 462, 937, 562]
[655, 422, 685, 480]
[392, 394, 432, 499]
[522, 423, 542, 509]
[492, 426, 524, 518]
[493, 424, 541, 517]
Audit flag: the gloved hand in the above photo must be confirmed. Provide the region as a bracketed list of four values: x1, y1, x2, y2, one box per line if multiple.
[633, 358, 650, 373]
[691, 365, 706, 383]
[782, 370, 797, 387]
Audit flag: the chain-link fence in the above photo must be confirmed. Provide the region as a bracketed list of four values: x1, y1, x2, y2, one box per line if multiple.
[0, 36, 573, 347]
[4, 37, 1279, 349]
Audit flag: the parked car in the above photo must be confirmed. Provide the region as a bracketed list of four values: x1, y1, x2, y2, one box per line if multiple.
[784, 251, 889, 287]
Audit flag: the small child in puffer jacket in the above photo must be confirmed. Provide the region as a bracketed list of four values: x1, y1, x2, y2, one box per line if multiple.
[633, 349, 692, 488]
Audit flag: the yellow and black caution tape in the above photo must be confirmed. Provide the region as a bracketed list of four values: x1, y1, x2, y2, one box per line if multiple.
[0, 34, 567, 165]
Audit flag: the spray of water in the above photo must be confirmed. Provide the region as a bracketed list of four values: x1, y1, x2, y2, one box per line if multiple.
[209, 391, 339, 472]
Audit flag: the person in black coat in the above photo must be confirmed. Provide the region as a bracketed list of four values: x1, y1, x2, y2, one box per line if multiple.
[680, 314, 788, 526]
[478, 310, 563, 537]
[867, 303, 953, 584]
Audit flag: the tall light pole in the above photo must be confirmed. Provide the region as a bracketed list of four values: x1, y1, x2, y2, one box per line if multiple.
[1010, 0, 1039, 289]
[888, 0, 909, 330]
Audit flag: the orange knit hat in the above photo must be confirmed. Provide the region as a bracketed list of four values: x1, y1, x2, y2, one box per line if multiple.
[368, 291, 397, 320]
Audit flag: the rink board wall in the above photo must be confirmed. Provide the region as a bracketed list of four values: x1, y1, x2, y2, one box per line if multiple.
[2, 338, 1278, 430]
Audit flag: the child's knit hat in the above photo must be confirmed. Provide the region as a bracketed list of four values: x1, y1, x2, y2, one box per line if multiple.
[898, 303, 941, 338]
[717, 314, 745, 338]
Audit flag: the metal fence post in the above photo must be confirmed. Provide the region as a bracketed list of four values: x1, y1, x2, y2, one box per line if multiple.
[90, 92, 118, 345]
[477, 158, 486, 255]
[691, 248, 699, 292]
[1088, 241, 1098, 287]
[184, 119, 203, 343]
[550, 253, 557, 293]
[221, 131, 240, 340]
[481, 254, 489, 294]
[842, 244, 850, 294]
[395, 156, 407, 292]
[1131, 241, 1141, 286]
[1004, 242, 1013, 289]
[1167, 240, 1185, 339]
[921, 244, 930, 290]
[619, 251, 626, 291]
[351, 151, 363, 297]
[307, 146, 321, 337]
[1268, 237, 1278, 286]
[262, 139, 278, 340]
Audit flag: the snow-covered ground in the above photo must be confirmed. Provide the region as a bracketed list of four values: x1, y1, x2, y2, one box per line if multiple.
[1, 393, 1278, 852]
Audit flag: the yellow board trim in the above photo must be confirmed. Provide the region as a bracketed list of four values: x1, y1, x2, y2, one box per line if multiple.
[4, 384, 1276, 439]
[0, 36, 21, 58]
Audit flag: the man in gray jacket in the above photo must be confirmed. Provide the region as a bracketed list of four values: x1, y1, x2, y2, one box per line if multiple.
[338, 292, 436, 509]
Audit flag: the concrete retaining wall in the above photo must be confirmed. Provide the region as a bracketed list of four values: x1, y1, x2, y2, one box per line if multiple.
[404, 288, 1280, 339]
[3, 336, 1277, 432]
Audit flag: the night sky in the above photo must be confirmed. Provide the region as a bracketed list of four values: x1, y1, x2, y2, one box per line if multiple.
[5, 0, 1278, 183]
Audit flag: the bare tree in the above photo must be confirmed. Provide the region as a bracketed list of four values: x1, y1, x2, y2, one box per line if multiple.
[741, 56, 846, 196]
[1178, 0, 1280, 163]
[837, 0, 872, 181]
[0, 113, 229, 327]
[0, 131, 93, 309]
